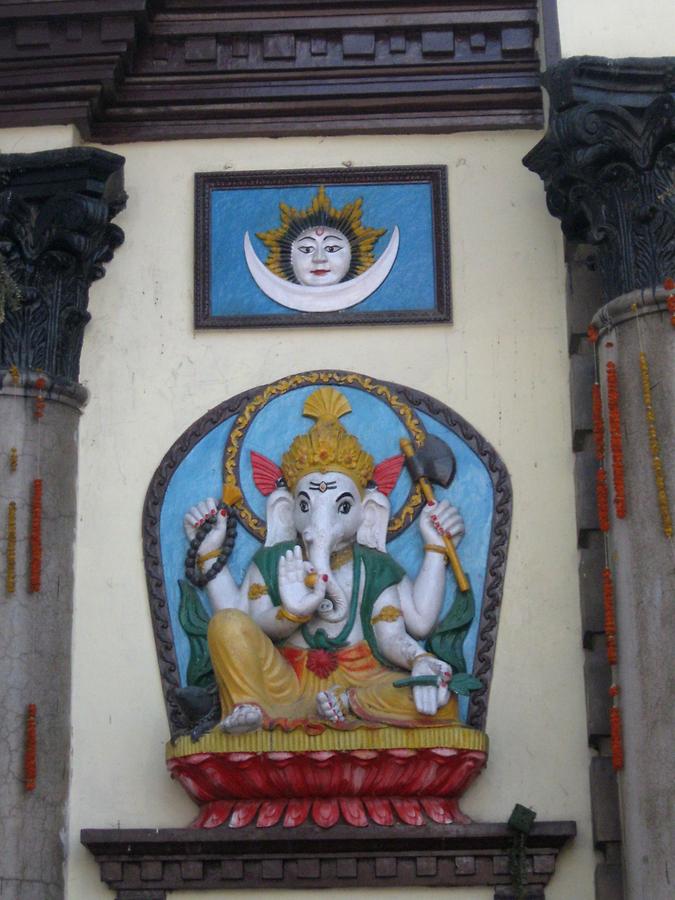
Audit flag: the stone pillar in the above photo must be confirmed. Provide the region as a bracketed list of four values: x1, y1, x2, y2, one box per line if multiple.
[0, 148, 125, 900]
[524, 57, 675, 900]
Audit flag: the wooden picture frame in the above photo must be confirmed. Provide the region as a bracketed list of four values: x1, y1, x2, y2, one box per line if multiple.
[194, 166, 451, 329]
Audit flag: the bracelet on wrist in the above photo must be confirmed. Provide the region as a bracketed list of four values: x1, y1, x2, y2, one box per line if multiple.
[197, 547, 223, 570]
[276, 607, 312, 624]
[424, 544, 448, 560]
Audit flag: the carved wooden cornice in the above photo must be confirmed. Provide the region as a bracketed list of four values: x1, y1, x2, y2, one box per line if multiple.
[82, 820, 576, 897]
[0, 1, 544, 142]
[524, 56, 675, 300]
[0, 147, 126, 381]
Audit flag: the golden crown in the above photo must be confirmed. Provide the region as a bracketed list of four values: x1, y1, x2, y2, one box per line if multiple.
[281, 387, 374, 493]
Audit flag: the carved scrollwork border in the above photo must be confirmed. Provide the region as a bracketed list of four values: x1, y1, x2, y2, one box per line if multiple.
[143, 371, 511, 735]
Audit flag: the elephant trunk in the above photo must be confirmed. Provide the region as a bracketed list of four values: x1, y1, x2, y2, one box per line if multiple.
[303, 530, 349, 623]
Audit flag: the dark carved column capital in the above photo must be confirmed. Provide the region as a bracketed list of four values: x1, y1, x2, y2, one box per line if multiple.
[0, 147, 126, 381]
[524, 56, 675, 299]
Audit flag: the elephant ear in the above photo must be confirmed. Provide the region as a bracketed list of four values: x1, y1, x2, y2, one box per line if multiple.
[357, 489, 391, 552]
[264, 487, 295, 546]
[372, 454, 404, 496]
[251, 450, 283, 496]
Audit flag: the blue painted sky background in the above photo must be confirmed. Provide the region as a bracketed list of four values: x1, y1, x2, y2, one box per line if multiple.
[210, 182, 438, 317]
[159, 387, 493, 722]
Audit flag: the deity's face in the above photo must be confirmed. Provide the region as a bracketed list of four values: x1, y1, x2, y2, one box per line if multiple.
[292, 471, 363, 554]
[290, 227, 352, 286]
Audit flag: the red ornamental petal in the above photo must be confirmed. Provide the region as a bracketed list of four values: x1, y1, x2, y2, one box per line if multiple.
[283, 798, 311, 827]
[312, 798, 340, 828]
[663, 277, 675, 290]
[372, 454, 405, 495]
[306, 649, 339, 678]
[192, 800, 234, 829]
[391, 797, 424, 826]
[364, 797, 394, 826]
[250, 450, 283, 496]
[339, 797, 368, 827]
[229, 800, 260, 828]
[421, 797, 456, 824]
[257, 800, 287, 828]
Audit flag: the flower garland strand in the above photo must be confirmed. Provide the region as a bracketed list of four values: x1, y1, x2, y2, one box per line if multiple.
[25, 703, 37, 790]
[6, 501, 17, 595]
[609, 686, 624, 771]
[638, 349, 673, 539]
[29, 480, 43, 593]
[605, 362, 626, 518]
[602, 567, 617, 665]
[589, 323, 624, 775]
[664, 277, 675, 327]
[9, 447, 18, 472]
[596, 467, 610, 532]
[592, 383, 604, 461]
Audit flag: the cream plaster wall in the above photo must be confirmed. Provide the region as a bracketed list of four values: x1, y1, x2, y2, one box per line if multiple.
[43, 128, 595, 900]
[557, 0, 675, 58]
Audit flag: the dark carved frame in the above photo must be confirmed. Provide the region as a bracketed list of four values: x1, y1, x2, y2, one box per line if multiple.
[194, 166, 451, 329]
[143, 370, 512, 738]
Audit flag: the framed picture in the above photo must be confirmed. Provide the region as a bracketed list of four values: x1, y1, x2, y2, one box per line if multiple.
[194, 166, 451, 329]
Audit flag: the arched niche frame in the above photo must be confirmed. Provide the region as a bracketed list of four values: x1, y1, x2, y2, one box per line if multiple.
[143, 371, 512, 739]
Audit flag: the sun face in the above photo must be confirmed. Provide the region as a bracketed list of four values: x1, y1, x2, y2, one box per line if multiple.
[256, 186, 386, 285]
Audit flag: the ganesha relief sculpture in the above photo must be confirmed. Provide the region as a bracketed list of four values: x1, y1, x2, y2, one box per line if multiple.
[144, 372, 511, 830]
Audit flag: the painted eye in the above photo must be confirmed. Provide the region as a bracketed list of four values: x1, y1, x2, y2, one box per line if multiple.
[297, 245, 314, 254]
[338, 500, 352, 515]
[299, 499, 310, 513]
[325, 244, 343, 253]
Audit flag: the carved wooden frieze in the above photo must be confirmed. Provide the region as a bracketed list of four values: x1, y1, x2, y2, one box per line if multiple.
[0, 1, 544, 142]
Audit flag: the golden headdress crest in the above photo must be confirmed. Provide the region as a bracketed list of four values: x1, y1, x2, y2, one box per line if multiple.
[281, 387, 374, 493]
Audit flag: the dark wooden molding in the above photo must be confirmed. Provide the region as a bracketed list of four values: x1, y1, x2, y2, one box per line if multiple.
[82, 820, 576, 897]
[0, 1, 545, 142]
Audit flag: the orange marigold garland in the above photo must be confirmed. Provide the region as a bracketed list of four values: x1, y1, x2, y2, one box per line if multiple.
[34, 376, 46, 419]
[665, 278, 675, 326]
[29, 480, 43, 593]
[605, 362, 626, 518]
[609, 686, 624, 771]
[25, 703, 37, 790]
[9, 364, 20, 385]
[6, 501, 17, 595]
[639, 351, 673, 538]
[602, 567, 617, 665]
[596, 467, 610, 532]
[592, 383, 604, 461]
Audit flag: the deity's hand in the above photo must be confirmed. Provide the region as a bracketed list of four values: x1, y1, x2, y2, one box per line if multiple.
[183, 497, 229, 555]
[419, 500, 464, 548]
[411, 654, 452, 716]
[278, 545, 327, 619]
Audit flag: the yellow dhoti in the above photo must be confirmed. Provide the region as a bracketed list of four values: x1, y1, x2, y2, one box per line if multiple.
[208, 609, 459, 734]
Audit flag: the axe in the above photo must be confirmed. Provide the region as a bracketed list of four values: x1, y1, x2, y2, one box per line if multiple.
[400, 435, 469, 593]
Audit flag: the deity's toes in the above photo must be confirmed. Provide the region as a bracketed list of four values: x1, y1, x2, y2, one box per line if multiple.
[219, 704, 263, 734]
[316, 688, 348, 723]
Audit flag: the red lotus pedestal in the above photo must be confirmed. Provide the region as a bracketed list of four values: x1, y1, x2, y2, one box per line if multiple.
[167, 725, 488, 829]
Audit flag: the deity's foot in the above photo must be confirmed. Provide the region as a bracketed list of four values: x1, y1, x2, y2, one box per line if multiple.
[316, 687, 350, 723]
[219, 704, 263, 734]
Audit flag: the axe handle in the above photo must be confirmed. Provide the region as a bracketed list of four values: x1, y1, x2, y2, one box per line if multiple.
[400, 439, 470, 593]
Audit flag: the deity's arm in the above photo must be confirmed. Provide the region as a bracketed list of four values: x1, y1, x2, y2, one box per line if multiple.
[370, 586, 427, 670]
[244, 564, 305, 641]
[372, 586, 453, 716]
[401, 500, 464, 639]
[202, 559, 248, 614]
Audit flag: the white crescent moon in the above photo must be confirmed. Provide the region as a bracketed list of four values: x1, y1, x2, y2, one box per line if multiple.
[243, 227, 400, 313]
